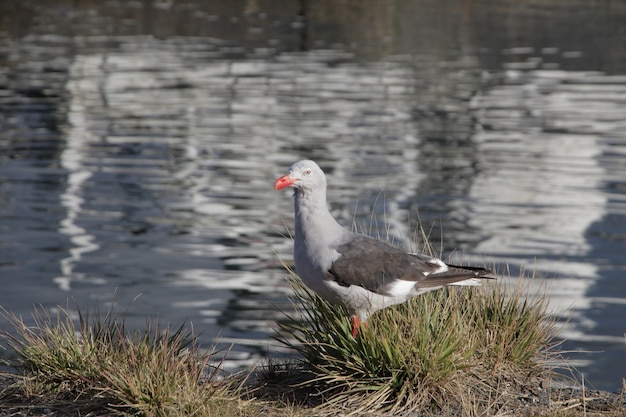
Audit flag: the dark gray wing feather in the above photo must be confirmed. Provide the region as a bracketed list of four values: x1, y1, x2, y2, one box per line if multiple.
[326, 234, 493, 296]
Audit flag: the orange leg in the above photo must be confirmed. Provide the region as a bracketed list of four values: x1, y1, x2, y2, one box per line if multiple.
[350, 315, 360, 338]
[350, 316, 368, 338]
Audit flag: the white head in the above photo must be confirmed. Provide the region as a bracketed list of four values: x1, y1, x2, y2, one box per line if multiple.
[274, 159, 327, 195]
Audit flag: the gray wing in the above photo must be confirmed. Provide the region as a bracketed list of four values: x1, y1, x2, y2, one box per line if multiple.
[326, 234, 492, 296]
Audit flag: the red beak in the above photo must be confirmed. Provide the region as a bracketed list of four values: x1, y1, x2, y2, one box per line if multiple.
[274, 173, 296, 190]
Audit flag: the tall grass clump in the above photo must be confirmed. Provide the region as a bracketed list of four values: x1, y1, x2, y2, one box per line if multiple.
[275, 268, 558, 415]
[0, 305, 245, 417]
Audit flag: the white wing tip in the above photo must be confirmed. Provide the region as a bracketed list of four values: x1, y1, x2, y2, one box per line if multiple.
[449, 278, 483, 287]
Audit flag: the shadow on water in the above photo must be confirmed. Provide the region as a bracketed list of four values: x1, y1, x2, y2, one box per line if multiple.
[0, 0, 625, 389]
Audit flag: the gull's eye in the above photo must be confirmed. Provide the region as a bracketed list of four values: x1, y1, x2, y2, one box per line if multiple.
[304, 169, 312, 176]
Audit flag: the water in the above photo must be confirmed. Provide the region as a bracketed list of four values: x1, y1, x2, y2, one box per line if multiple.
[1, 0, 625, 390]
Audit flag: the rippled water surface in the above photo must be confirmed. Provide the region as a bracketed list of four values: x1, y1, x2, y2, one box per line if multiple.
[1, 0, 625, 390]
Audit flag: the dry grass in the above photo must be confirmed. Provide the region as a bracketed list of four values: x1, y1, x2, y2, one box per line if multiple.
[0, 305, 251, 417]
[0, 274, 623, 416]
[0, 293, 623, 417]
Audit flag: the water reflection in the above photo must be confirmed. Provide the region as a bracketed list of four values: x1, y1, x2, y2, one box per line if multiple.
[1, 0, 625, 391]
[467, 69, 626, 388]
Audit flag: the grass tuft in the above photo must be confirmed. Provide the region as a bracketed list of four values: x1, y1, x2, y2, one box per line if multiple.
[0, 304, 246, 417]
[274, 267, 559, 415]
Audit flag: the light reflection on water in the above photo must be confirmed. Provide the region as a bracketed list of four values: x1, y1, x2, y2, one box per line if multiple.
[468, 69, 626, 387]
[1, 2, 626, 391]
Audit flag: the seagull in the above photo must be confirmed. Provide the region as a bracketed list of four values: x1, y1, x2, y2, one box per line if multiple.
[274, 159, 494, 337]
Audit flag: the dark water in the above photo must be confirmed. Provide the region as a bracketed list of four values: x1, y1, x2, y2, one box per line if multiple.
[1, 0, 625, 390]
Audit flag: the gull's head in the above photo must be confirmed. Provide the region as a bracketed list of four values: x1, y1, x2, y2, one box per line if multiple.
[274, 159, 327, 194]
